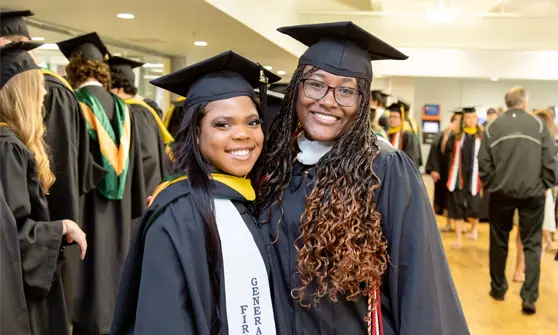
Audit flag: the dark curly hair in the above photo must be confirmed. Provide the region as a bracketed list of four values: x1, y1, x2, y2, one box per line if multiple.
[110, 68, 138, 96]
[259, 65, 388, 307]
[65, 53, 112, 89]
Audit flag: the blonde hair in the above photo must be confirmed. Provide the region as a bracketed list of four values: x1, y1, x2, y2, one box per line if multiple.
[0, 70, 55, 193]
[533, 108, 556, 138]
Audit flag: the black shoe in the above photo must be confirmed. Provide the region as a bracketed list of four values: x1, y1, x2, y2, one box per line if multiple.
[522, 301, 536, 315]
[489, 290, 505, 301]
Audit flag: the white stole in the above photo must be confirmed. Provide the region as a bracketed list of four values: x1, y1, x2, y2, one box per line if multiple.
[446, 136, 481, 195]
[296, 133, 335, 165]
[390, 132, 401, 149]
[471, 137, 481, 196]
[214, 199, 276, 335]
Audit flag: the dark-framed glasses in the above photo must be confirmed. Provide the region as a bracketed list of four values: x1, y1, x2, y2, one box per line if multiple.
[302, 79, 361, 107]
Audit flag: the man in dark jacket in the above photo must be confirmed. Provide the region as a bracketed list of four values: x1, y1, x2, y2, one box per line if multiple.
[478, 86, 557, 315]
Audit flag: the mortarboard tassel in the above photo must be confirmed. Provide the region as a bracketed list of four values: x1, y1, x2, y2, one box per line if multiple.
[399, 105, 405, 150]
[258, 63, 268, 115]
[258, 64, 268, 117]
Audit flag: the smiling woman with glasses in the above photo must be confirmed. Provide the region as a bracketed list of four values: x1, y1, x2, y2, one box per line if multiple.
[257, 21, 469, 335]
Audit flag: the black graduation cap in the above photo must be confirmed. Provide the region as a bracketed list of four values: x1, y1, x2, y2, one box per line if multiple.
[0, 9, 33, 39]
[387, 100, 410, 114]
[371, 90, 389, 102]
[277, 21, 408, 82]
[150, 50, 281, 110]
[451, 106, 476, 114]
[372, 90, 390, 97]
[0, 41, 41, 89]
[56, 32, 110, 61]
[108, 56, 144, 84]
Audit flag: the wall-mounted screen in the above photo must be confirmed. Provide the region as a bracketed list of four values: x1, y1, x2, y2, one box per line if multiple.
[423, 121, 440, 133]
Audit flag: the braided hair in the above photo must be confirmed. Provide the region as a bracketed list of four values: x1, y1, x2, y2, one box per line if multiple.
[259, 65, 388, 306]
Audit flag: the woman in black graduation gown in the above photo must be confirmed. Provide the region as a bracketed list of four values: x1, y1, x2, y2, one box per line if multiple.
[0, 41, 87, 335]
[426, 111, 462, 219]
[442, 108, 483, 248]
[57, 33, 146, 335]
[110, 51, 285, 335]
[258, 22, 469, 335]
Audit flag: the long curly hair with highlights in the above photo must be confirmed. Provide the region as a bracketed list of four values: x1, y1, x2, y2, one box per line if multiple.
[65, 53, 112, 89]
[258, 65, 388, 307]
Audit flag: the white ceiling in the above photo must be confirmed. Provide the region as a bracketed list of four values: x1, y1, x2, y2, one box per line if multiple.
[295, 0, 558, 50]
[1, 0, 297, 78]
[3, 0, 558, 82]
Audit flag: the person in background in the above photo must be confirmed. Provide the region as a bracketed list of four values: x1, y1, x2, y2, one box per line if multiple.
[263, 88, 284, 135]
[387, 100, 421, 165]
[0, 9, 97, 321]
[57, 32, 146, 334]
[513, 108, 558, 283]
[427, 110, 462, 229]
[478, 87, 557, 315]
[163, 97, 186, 138]
[370, 90, 388, 138]
[442, 107, 483, 248]
[142, 98, 164, 118]
[108, 56, 172, 195]
[533, 109, 557, 251]
[483, 108, 500, 127]
[0, 41, 87, 335]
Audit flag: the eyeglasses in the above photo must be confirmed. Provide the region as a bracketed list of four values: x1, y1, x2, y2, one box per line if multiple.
[301, 79, 361, 107]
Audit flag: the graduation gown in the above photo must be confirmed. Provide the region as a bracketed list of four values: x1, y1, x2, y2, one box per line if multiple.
[445, 132, 487, 220]
[166, 102, 185, 138]
[388, 130, 421, 167]
[260, 140, 469, 335]
[0, 126, 68, 335]
[142, 98, 163, 118]
[425, 132, 449, 214]
[42, 72, 96, 222]
[72, 85, 146, 335]
[42, 72, 99, 321]
[126, 102, 170, 195]
[110, 177, 287, 335]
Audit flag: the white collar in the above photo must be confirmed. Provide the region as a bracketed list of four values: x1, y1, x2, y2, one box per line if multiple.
[78, 80, 103, 89]
[296, 132, 335, 165]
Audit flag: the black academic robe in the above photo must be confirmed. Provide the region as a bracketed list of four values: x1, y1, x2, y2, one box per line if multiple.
[260, 140, 469, 335]
[127, 103, 170, 196]
[0, 184, 31, 335]
[167, 103, 185, 138]
[142, 98, 164, 118]
[110, 178, 287, 335]
[42, 73, 98, 321]
[388, 130, 421, 166]
[0, 126, 68, 335]
[72, 86, 146, 335]
[425, 132, 449, 214]
[43, 73, 95, 223]
[445, 132, 488, 220]
[264, 95, 283, 136]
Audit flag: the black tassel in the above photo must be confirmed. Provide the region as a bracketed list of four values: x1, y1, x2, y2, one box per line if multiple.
[258, 64, 268, 115]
